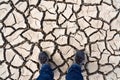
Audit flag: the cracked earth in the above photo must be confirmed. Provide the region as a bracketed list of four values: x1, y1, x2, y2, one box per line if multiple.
[0, 0, 120, 80]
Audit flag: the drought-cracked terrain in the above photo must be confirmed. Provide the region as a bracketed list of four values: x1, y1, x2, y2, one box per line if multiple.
[0, 0, 120, 80]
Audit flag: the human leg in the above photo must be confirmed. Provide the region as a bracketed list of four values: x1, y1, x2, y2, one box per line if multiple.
[66, 50, 85, 80]
[66, 63, 83, 80]
[37, 52, 54, 80]
[37, 63, 54, 80]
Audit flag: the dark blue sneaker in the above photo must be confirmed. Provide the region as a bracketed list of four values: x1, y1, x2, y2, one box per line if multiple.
[75, 50, 85, 65]
[39, 51, 49, 64]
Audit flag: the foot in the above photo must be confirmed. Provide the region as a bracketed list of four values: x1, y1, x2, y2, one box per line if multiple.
[75, 50, 85, 65]
[39, 51, 49, 64]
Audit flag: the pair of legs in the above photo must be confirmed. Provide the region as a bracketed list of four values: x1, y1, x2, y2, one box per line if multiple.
[37, 50, 85, 80]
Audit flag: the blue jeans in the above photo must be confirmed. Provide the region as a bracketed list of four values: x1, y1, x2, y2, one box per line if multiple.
[66, 64, 83, 80]
[37, 64, 83, 80]
[37, 64, 54, 80]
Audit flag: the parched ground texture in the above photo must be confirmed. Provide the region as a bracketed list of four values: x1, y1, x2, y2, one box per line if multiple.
[0, 0, 120, 80]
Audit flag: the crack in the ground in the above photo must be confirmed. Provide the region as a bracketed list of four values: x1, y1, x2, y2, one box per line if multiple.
[0, 0, 120, 80]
